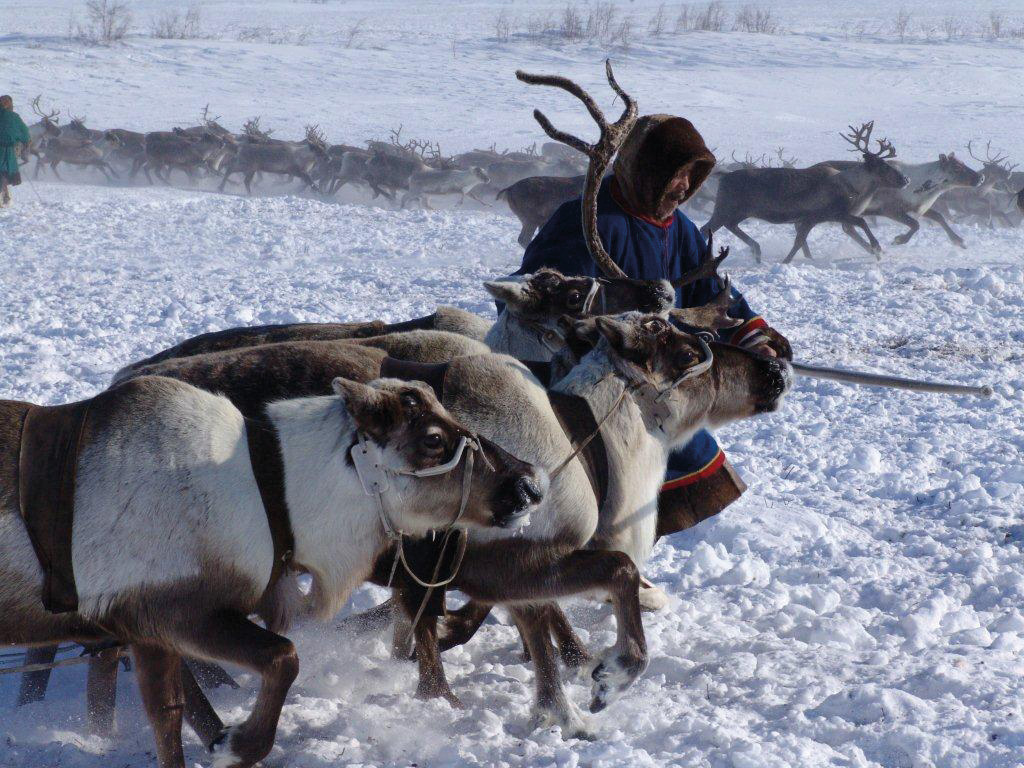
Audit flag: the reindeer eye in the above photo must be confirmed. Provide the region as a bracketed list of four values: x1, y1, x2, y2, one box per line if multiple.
[566, 289, 583, 309]
[400, 392, 421, 411]
[421, 433, 444, 452]
[642, 318, 668, 335]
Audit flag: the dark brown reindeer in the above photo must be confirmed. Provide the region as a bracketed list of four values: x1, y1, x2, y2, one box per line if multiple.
[702, 121, 909, 263]
[497, 173, 585, 246]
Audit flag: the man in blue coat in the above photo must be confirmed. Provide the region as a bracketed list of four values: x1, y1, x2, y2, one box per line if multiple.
[516, 115, 791, 604]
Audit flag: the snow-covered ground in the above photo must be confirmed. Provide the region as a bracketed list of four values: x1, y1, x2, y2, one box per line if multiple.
[1, 1, 1023, 767]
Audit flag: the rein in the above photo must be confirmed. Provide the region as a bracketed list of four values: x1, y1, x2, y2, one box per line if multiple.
[351, 431, 479, 626]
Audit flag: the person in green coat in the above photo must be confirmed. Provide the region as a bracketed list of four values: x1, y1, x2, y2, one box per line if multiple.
[0, 95, 31, 207]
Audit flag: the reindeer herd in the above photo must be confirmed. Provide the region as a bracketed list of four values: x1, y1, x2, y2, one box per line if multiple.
[0, 66, 803, 768]
[19, 96, 1024, 264]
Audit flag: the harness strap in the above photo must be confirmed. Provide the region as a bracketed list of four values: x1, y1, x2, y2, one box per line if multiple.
[547, 388, 618, 513]
[244, 417, 295, 597]
[18, 401, 91, 614]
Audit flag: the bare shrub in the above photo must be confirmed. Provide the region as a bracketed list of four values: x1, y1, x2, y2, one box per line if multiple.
[986, 11, 1004, 39]
[892, 7, 911, 42]
[586, 2, 617, 41]
[616, 15, 635, 48]
[693, 2, 727, 32]
[734, 4, 778, 33]
[648, 3, 668, 37]
[675, 4, 690, 32]
[560, 4, 584, 40]
[942, 15, 966, 40]
[494, 8, 513, 41]
[73, 0, 133, 43]
[150, 4, 201, 40]
[342, 18, 365, 48]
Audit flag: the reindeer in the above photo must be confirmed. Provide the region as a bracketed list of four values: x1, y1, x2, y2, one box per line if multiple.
[400, 166, 491, 208]
[0, 373, 543, 768]
[497, 173, 585, 247]
[114, 307, 789, 738]
[21, 96, 61, 169]
[108, 63, 771, 731]
[218, 126, 326, 195]
[815, 149, 981, 248]
[933, 141, 1019, 228]
[144, 130, 229, 185]
[103, 128, 147, 177]
[36, 135, 119, 181]
[703, 122, 909, 263]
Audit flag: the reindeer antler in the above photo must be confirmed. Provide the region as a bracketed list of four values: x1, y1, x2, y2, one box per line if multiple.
[672, 231, 730, 288]
[243, 116, 272, 140]
[842, 121, 896, 159]
[305, 123, 327, 148]
[516, 59, 637, 279]
[31, 95, 60, 123]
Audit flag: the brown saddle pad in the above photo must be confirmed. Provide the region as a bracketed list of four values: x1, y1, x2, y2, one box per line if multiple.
[17, 401, 92, 614]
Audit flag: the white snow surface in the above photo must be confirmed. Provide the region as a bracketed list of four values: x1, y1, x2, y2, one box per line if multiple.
[1, 2, 1024, 767]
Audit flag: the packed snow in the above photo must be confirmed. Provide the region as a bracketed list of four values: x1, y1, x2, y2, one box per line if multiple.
[1, 1, 1023, 767]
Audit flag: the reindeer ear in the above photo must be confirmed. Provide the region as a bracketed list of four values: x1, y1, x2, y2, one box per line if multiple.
[939, 153, 948, 163]
[484, 280, 529, 309]
[332, 377, 394, 437]
[563, 316, 601, 345]
[594, 316, 633, 351]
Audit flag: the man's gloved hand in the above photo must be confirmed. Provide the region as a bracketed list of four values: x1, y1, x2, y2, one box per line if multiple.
[743, 326, 792, 360]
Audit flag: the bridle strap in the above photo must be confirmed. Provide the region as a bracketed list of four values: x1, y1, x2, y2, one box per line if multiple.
[549, 381, 631, 481]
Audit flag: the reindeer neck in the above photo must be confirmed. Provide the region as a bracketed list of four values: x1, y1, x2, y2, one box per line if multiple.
[265, 396, 388, 620]
[484, 310, 555, 361]
[554, 351, 670, 565]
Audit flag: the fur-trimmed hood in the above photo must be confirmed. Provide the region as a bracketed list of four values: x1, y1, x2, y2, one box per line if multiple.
[613, 114, 716, 218]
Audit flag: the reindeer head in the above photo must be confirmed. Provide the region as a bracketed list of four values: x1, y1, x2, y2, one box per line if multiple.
[938, 151, 982, 189]
[577, 313, 791, 446]
[473, 166, 490, 184]
[333, 377, 546, 533]
[966, 140, 1015, 191]
[842, 121, 907, 190]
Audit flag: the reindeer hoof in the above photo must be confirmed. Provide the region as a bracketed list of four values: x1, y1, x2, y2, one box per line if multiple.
[588, 649, 647, 713]
[530, 701, 594, 740]
[209, 727, 243, 768]
[638, 581, 669, 612]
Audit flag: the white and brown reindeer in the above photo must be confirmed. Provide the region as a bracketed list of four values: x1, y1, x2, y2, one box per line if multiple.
[0, 373, 544, 768]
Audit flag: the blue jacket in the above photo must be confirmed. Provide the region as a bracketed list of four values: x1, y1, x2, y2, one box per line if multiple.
[517, 177, 767, 485]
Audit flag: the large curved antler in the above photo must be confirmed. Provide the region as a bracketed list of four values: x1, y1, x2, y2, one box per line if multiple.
[516, 60, 637, 279]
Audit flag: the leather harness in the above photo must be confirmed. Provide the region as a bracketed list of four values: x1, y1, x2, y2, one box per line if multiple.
[14, 353, 610, 619]
[16, 401, 91, 614]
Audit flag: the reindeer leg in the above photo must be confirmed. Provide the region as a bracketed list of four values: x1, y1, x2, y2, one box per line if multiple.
[218, 169, 233, 193]
[180, 663, 226, 750]
[437, 600, 493, 652]
[393, 588, 463, 709]
[17, 645, 58, 705]
[546, 605, 592, 669]
[133, 644, 185, 768]
[179, 610, 298, 768]
[457, 544, 646, 716]
[86, 644, 121, 737]
[50, 160, 63, 180]
[782, 221, 814, 264]
[922, 208, 966, 248]
[244, 171, 255, 196]
[513, 605, 593, 739]
[888, 212, 920, 246]
[517, 223, 534, 248]
[840, 222, 873, 253]
[725, 223, 761, 263]
[468, 190, 492, 207]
